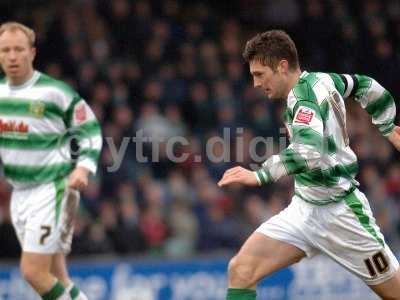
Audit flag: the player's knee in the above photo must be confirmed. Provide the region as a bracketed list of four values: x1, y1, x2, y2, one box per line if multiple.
[51, 270, 69, 286]
[228, 256, 257, 288]
[50, 266, 68, 285]
[20, 262, 38, 286]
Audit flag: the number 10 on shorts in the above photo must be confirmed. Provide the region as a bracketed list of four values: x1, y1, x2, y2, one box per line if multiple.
[364, 251, 389, 278]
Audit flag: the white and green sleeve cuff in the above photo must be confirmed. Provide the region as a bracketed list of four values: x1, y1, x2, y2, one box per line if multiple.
[379, 122, 395, 137]
[254, 169, 273, 186]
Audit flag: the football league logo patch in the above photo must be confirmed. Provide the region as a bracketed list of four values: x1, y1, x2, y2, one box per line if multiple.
[30, 101, 45, 118]
[294, 106, 314, 125]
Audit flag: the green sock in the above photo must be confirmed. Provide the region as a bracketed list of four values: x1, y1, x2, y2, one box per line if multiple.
[69, 285, 80, 299]
[226, 288, 256, 300]
[41, 281, 65, 300]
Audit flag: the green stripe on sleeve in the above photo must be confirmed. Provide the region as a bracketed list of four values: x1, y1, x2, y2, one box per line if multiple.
[74, 121, 101, 138]
[377, 122, 395, 136]
[365, 90, 394, 119]
[79, 148, 101, 162]
[254, 171, 262, 185]
[4, 163, 73, 184]
[256, 169, 272, 185]
[344, 192, 384, 246]
[280, 148, 308, 175]
[354, 75, 372, 99]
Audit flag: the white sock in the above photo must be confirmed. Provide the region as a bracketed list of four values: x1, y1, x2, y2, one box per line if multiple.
[57, 290, 72, 300]
[76, 292, 88, 300]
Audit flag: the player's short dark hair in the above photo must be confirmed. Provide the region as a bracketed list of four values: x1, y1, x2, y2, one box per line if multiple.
[242, 30, 299, 71]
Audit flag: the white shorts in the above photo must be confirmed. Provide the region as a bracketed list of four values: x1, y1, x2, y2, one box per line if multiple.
[10, 179, 80, 254]
[256, 188, 399, 285]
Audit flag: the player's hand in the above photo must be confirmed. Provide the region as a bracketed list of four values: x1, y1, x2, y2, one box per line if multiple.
[387, 126, 400, 151]
[68, 166, 90, 190]
[218, 166, 259, 187]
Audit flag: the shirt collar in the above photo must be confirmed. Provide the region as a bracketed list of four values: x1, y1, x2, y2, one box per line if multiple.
[299, 70, 308, 79]
[8, 70, 40, 91]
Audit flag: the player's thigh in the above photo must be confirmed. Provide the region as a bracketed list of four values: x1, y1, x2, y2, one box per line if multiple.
[368, 268, 400, 300]
[229, 232, 306, 286]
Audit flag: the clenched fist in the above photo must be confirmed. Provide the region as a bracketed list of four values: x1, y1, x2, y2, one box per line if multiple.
[68, 166, 90, 190]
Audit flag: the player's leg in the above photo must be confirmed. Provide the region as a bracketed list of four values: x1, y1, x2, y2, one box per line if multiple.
[20, 252, 60, 295]
[51, 253, 72, 288]
[51, 187, 89, 300]
[11, 187, 69, 299]
[227, 232, 306, 299]
[51, 253, 88, 300]
[227, 198, 317, 300]
[16, 181, 71, 299]
[368, 269, 400, 300]
[20, 252, 70, 299]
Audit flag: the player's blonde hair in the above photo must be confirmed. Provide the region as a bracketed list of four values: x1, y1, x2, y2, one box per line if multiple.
[0, 22, 35, 47]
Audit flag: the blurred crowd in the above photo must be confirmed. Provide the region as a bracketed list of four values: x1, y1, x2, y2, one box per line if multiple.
[0, 0, 400, 259]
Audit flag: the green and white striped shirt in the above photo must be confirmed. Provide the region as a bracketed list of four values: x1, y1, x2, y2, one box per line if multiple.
[0, 71, 102, 189]
[255, 71, 396, 205]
